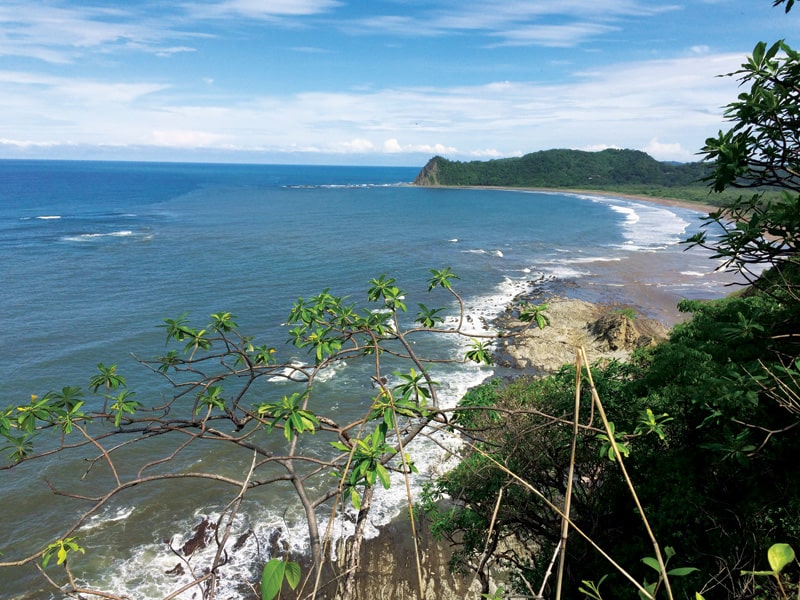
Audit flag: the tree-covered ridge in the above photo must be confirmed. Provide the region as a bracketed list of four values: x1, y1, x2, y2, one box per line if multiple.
[414, 148, 710, 189]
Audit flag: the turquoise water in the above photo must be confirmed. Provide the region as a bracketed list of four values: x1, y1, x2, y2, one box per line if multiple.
[0, 160, 734, 598]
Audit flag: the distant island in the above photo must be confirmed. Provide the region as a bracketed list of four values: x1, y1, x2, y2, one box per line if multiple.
[414, 148, 724, 204]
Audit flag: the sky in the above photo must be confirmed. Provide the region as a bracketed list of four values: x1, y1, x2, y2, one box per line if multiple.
[1, 1, 799, 166]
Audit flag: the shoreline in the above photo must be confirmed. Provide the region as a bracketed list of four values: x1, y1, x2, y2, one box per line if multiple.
[420, 184, 717, 215]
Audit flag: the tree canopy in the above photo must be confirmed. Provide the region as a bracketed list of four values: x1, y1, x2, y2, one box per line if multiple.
[414, 148, 710, 189]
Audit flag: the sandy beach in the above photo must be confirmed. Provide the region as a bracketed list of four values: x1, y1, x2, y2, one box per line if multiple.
[454, 184, 718, 214]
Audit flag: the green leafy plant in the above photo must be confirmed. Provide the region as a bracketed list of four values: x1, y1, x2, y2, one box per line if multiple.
[519, 302, 551, 330]
[257, 392, 319, 442]
[742, 543, 796, 599]
[639, 546, 699, 600]
[615, 307, 638, 320]
[261, 558, 301, 600]
[579, 574, 608, 600]
[41, 537, 85, 568]
[596, 421, 631, 461]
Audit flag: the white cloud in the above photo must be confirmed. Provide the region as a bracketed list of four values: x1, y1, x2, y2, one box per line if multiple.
[383, 138, 459, 154]
[490, 22, 618, 47]
[0, 51, 744, 163]
[0, 137, 65, 148]
[346, 0, 680, 46]
[0, 2, 205, 63]
[581, 144, 622, 152]
[188, 0, 341, 19]
[152, 129, 227, 147]
[642, 139, 691, 161]
[155, 46, 198, 57]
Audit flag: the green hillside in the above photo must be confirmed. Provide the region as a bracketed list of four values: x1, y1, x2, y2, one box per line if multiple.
[414, 148, 710, 189]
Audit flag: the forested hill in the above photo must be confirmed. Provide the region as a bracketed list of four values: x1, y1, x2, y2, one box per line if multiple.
[414, 148, 710, 189]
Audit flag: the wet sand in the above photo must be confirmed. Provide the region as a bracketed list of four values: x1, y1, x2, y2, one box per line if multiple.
[457, 185, 718, 214]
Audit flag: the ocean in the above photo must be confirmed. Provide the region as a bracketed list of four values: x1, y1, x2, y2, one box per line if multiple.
[0, 160, 738, 599]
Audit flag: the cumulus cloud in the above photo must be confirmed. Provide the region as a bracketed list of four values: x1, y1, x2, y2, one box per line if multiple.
[383, 138, 459, 154]
[335, 138, 375, 153]
[642, 139, 692, 160]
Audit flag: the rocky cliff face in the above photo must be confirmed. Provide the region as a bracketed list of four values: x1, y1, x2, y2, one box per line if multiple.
[413, 157, 441, 186]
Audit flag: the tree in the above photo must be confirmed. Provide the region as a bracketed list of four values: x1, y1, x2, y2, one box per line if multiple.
[689, 32, 800, 285]
[0, 268, 517, 599]
[422, 5, 800, 599]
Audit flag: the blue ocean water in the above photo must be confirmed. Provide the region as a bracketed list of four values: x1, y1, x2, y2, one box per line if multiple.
[0, 160, 736, 598]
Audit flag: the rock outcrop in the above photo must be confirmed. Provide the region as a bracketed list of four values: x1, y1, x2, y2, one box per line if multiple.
[494, 297, 668, 372]
[413, 157, 441, 186]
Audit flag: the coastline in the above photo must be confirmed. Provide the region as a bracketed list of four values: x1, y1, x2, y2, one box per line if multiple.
[429, 184, 717, 215]
[314, 187, 728, 598]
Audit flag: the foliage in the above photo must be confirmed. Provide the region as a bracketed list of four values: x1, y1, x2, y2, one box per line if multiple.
[41, 537, 85, 568]
[261, 558, 301, 600]
[415, 148, 711, 190]
[421, 8, 800, 597]
[688, 37, 800, 285]
[423, 275, 800, 597]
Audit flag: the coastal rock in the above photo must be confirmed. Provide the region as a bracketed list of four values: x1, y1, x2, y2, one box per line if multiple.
[589, 311, 667, 352]
[347, 518, 477, 600]
[294, 518, 477, 600]
[413, 157, 441, 186]
[495, 297, 668, 372]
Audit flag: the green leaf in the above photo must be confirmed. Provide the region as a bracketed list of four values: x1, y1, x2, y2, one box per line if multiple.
[768, 543, 795, 573]
[641, 556, 661, 572]
[375, 463, 391, 489]
[668, 566, 699, 577]
[284, 561, 301, 590]
[261, 559, 287, 600]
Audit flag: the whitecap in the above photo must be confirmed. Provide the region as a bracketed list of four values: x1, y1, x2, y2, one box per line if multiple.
[61, 230, 145, 243]
[267, 360, 309, 382]
[83, 505, 136, 530]
[589, 196, 692, 250]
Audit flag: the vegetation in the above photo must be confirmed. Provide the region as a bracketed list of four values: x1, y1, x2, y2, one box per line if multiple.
[413, 149, 788, 207]
[419, 6, 800, 598]
[2, 3, 799, 600]
[413, 148, 721, 200]
[414, 148, 706, 187]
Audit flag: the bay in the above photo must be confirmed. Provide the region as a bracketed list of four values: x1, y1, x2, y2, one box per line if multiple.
[0, 160, 737, 598]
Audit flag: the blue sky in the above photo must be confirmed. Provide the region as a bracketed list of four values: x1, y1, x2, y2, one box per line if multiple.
[1, 1, 798, 165]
